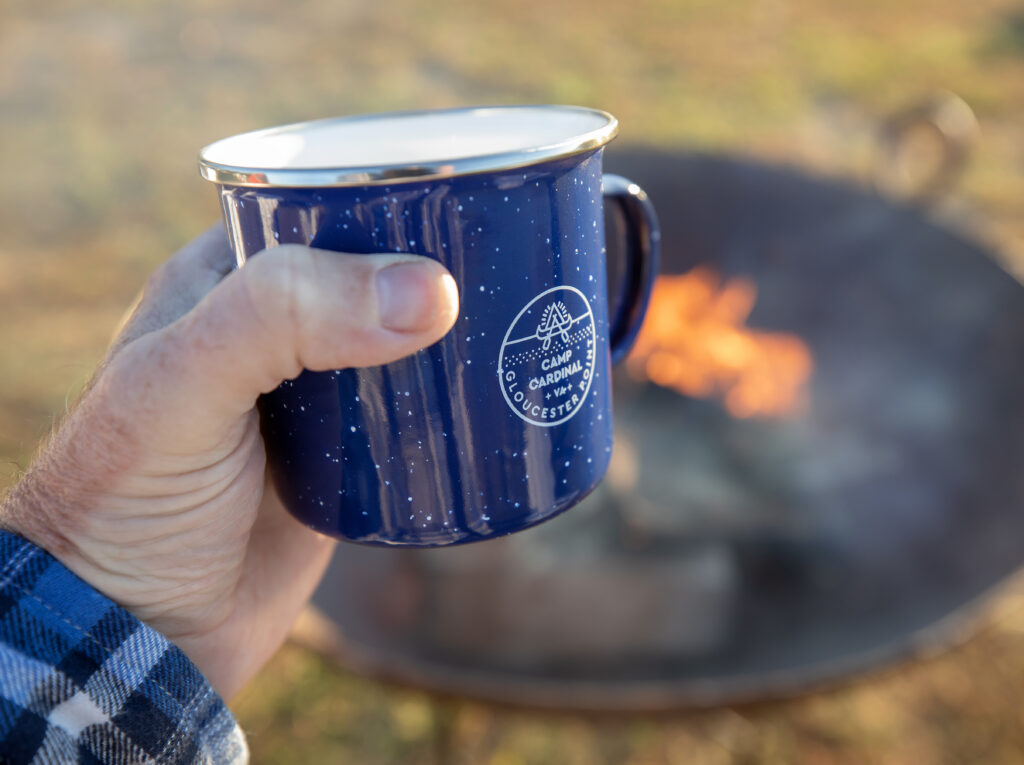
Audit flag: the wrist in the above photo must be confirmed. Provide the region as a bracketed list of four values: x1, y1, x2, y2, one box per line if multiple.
[0, 466, 78, 562]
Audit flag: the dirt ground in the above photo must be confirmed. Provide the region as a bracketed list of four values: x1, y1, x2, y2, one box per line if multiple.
[3, 0, 1024, 762]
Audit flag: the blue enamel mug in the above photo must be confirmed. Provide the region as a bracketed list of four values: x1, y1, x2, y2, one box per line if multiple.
[199, 106, 658, 546]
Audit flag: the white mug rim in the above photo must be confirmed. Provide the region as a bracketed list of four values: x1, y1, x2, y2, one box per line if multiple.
[198, 105, 618, 188]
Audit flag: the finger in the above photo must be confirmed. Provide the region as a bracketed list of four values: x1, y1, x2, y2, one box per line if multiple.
[110, 224, 235, 352]
[124, 245, 459, 443]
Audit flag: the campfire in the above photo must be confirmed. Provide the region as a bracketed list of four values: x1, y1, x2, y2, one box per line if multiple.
[626, 267, 814, 418]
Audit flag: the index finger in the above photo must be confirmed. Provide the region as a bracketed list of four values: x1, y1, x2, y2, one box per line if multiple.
[109, 224, 235, 355]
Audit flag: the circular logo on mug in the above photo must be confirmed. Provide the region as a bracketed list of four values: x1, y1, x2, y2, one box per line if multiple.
[498, 286, 596, 427]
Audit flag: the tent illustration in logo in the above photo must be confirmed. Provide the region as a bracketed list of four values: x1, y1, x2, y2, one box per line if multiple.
[498, 286, 597, 426]
[537, 301, 573, 350]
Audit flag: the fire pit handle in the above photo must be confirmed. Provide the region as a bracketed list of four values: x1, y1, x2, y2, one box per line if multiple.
[603, 174, 661, 363]
[875, 91, 979, 204]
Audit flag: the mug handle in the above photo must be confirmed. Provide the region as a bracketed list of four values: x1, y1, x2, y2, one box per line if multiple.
[602, 174, 661, 364]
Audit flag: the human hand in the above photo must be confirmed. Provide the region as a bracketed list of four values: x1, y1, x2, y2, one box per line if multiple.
[0, 226, 459, 698]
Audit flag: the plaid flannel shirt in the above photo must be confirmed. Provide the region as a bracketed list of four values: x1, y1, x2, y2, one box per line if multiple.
[0, 531, 248, 764]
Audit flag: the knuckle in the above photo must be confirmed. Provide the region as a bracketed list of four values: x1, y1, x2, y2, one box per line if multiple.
[236, 247, 323, 376]
[242, 246, 309, 328]
[237, 251, 276, 309]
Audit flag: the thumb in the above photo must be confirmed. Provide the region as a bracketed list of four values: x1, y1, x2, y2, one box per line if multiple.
[121, 245, 459, 443]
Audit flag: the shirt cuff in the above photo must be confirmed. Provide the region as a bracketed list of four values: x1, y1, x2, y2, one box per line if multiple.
[0, 530, 248, 764]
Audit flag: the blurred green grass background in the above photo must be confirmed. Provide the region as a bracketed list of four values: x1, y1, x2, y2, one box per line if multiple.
[2, 0, 1024, 762]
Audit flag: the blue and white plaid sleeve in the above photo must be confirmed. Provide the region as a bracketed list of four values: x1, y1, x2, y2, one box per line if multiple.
[0, 531, 248, 764]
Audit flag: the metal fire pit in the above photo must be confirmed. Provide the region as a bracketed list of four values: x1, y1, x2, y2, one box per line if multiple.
[295, 147, 1024, 711]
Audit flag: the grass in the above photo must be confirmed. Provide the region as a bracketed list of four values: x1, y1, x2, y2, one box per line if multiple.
[3, 0, 1024, 761]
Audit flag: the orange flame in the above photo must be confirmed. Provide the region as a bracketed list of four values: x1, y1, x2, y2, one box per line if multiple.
[626, 267, 813, 418]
